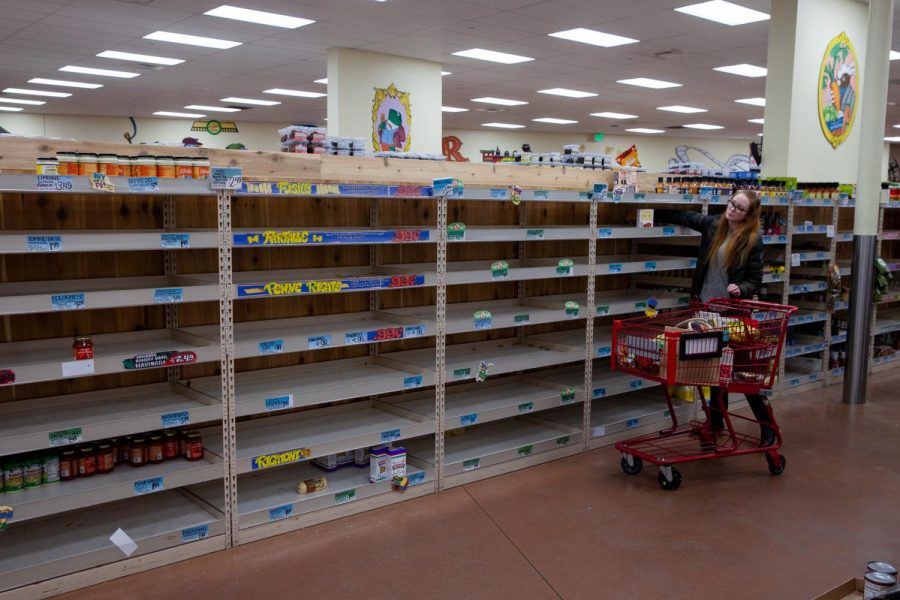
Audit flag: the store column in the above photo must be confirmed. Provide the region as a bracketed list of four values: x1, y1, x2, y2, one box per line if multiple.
[326, 48, 443, 154]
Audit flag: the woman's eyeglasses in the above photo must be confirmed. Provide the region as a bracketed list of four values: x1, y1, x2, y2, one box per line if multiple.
[728, 199, 748, 213]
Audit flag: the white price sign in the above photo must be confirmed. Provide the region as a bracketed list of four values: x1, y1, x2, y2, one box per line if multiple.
[210, 167, 243, 190]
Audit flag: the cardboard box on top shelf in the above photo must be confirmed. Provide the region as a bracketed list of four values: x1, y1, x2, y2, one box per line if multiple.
[812, 577, 864, 600]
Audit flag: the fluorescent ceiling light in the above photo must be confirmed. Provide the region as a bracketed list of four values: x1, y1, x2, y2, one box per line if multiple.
[221, 97, 280, 106]
[891, 51, 900, 61]
[263, 88, 326, 98]
[204, 5, 315, 28]
[185, 104, 241, 112]
[884, 136, 900, 142]
[538, 88, 598, 98]
[144, 31, 242, 49]
[683, 123, 724, 130]
[441, 71, 452, 76]
[3, 88, 71, 98]
[735, 97, 766, 106]
[96, 50, 185, 66]
[314, 78, 328, 84]
[714, 63, 767, 77]
[532, 117, 578, 124]
[626, 128, 665, 134]
[675, 1, 770, 26]
[617, 77, 681, 89]
[0, 98, 45, 105]
[59, 66, 139, 78]
[482, 122, 525, 128]
[748, 118, 765, 124]
[451, 48, 534, 64]
[657, 105, 707, 113]
[591, 111, 638, 119]
[28, 78, 102, 89]
[154, 111, 205, 118]
[441, 106, 468, 112]
[0, 107, 23, 112]
[548, 27, 638, 48]
[893, 124, 900, 129]
[471, 97, 527, 106]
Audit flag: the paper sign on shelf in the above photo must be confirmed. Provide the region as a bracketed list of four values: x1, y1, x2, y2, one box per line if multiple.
[533, 190, 549, 200]
[593, 387, 606, 398]
[258, 339, 284, 355]
[160, 233, 190, 249]
[269, 504, 293, 522]
[518, 402, 534, 414]
[473, 310, 492, 330]
[592, 425, 606, 437]
[251, 447, 311, 471]
[335, 489, 357, 504]
[153, 288, 184, 304]
[403, 375, 423, 389]
[51, 293, 86, 311]
[514, 313, 530, 325]
[404, 324, 426, 338]
[517, 444, 533, 457]
[210, 167, 243, 190]
[90, 173, 116, 193]
[134, 476, 164, 496]
[181, 525, 209, 543]
[26, 235, 62, 252]
[453, 368, 471, 380]
[626, 418, 640, 428]
[460, 413, 478, 426]
[381, 428, 401, 443]
[556, 436, 570, 446]
[265, 395, 294, 411]
[599, 228, 613, 239]
[662, 227, 675, 237]
[408, 471, 426, 486]
[49, 427, 83, 447]
[161, 410, 190, 428]
[123, 351, 197, 370]
[826, 225, 835, 238]
[110, 528, 138, 557]
[308, 335, 331, 350]
[36, 175, 73, 192]
[462, 458, 480, 472]
[61, 359, 94, 378]
[592, 183, 608, 200]
[128, 177, 159, 193]
[526, 229, 544, 240]
[556, 258, 574, 277]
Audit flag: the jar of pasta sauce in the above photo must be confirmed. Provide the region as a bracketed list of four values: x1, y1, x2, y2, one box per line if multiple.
[96, 443, 115, 474]
[73, 336, 94, 360]
[129, 437, 148, 467]
[185, 432, 204, 461]
[163, 430, 179, 460]
[77, 446, 97, 477]
[148, 435, 164, 464]
[59, 450, 77, 481]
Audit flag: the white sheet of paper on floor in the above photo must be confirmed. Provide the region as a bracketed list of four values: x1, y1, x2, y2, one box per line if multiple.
[109, 527, 138, 557]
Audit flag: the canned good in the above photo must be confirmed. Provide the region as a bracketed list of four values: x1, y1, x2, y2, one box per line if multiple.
[98, 154, 118, 176]
[864, 571, 896, 599]
[23, 456, 42, 488]
[192, 157, 210, 179]
[59, 450, 77, 481]
[77, 446, 97, 477]
[77, 153, 98, 176]
[868, 562, 898, 577]
[136, 156, 158, 178]
[73, 336, 94, 360]
[96, 443, 115, 473]
[175, 157, 194, 179]
[56, 152, 77, 175]
[118, 156, 132, 178]
[156, 156, 175, 178]
[3, 461, 24, 492]
[42, 453, 60, 484]
[36, 157, 59, 175]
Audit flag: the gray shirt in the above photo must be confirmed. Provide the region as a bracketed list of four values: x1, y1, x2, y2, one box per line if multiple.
[700, 235, 730, 302]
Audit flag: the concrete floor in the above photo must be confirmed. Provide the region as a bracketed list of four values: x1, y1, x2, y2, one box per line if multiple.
[61, 370, 900, 600]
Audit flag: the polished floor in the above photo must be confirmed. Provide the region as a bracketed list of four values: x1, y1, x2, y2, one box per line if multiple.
[62, 370, 900, 600]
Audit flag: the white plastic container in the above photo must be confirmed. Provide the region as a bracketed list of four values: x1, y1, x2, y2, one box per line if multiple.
[369, 446, 389, 483]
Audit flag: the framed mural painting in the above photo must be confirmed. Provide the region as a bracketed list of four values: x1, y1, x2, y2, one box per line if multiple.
[818, 31, 859, 149]
[372, 83, 411, 152]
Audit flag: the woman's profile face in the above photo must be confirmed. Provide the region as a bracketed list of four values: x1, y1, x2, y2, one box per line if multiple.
[726, 192, 751, 224]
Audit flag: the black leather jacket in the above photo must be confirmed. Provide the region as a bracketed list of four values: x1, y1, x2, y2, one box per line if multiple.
[656, 210, 764, 300]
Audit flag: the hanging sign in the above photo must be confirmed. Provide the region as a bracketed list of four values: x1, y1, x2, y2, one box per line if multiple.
[818, 32, 859, 149]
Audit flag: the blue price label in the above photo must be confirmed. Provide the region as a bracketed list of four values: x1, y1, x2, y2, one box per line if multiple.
[689, 258, 698, 268]
[134, 476, 164, 496]
[608, 263, 622, 273]
[26, 235, 62, 252]
[644, 261, 657, 271]
[265, 395, 293, 411]
[474, 316, 492, 330]
[404, 324, 426, 338]
[490, 188, 507, 199]
[626, 418, 640, 429]
[161, 410, 190, 428]
[593, 387, 606, 398]
[381, 428, 401, 443]
[630, 380, 642, 389]
[210, 167, 243, 190]
[258, 339, 284, 355]
[408, 471, 426, 486]
[533, 190, 550, 200]
[599, 228, 613, 238]
[403, 375, 423, 389]
[181, 525, 209, 543]
[269, 504, 293, 522]
[308, 335, 331, 349]
[460, 413, 478, 426]
[153, 287, 183, 304]
[128, 177, 159, 193]
[344, 331, 367, 345]
[597, 346, 611, 358]
[633, 192, 646, 201]
[160, 233, 190, 248]
[51, 293, 85, 311]
[662, 227, 675, 237]
[36, 175, 73, 191]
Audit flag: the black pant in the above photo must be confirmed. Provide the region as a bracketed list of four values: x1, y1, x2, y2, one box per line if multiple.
[708, 387, 774, 439]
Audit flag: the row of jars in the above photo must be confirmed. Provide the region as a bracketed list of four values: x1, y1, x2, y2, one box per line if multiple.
[37, 153, 211, 179]
[1, 429, 204, 493]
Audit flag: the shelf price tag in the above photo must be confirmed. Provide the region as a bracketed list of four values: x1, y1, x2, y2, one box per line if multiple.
[134, 476, 164, 496]
[160, 233, 190, 249]
[517, 402, 534, 414]
[644, 261, 657, 271]
[560, 387, 577, 405]
[460, 413, 478, 426]
[26, 235, 62, 252]
[381, 428, 401, 443]
[630, 380, 643, 389]
[462, 458, 480, 472]
[335, 489, 357, 504]
[408, 471, 426, 486]
[269, 504, 293, 522]
[49, 427, 83, 447]
[210, 167, 243, 190]
[251, 447, 311, 471]
[662, 227, 675, 237]
[565, 301, 580, 318]
[404, 324, 426, 338]
[556, 436, 570, 446]
[608, 263, 622, 273]
[90, 173, 116, 193]
[517, 444, 534, 457]
[181, 525, 209, 543]
[556, 258, 574, 276]
[489, 188, 507, 200]
[51, 293, 85, 311]
[598, 228, 613, 239]
[474, 310, 493, 330]
[36, 175, 73, 192]
[453, 368, 471, 380]
[161, 410, 190, 428]
[533, 190, 549, 200]
[308, 335, 331, 350]
[490, 260, 509, 280]
[403, 375, 423, 388]
[597, 346, 612, 358]
[153, 287, 183, 304]
[826, 225, 835, 238]
[514, 313, 530, 325]
[61, 359, 94, 378]
[682, 194, 694, 202]
[265, 395, 294, 411]
[596, 305, 610, 316]
[448, 222, 466, 242]
[258, 339, 284, 355]
[129, 177, 159, 193]
[123, 350, 197, 370]
[526, 229, 544, 240]
[593, 387, 606, 398]
[592, 425, 606, 437]
[626, 418, 640, 429]
[344, 331, 367, 345]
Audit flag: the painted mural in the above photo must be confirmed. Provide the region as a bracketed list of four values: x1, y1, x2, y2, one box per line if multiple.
[372, 83, 411, 152]
[667, 145, 753, 172]
[818, 31, 859, 149]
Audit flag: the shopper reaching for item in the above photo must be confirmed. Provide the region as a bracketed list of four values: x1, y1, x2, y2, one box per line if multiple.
[656, 191, 775, 447]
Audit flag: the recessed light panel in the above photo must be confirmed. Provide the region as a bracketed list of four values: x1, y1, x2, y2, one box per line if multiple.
[0, 98, 45, 105]
[204, 5, 315, 28]
[3, 88, 71, 98]
[441, 106, 469, 112]
[617, 78, 682, 89]
[263, 89, 326, 98]
[0, 107, 23, 112]
[675, 1, 770, 26]
[185, 105, 241, 112]
[532, 118, 578, 124]
[154, 111, 205, 118]
[891, 51, 900, 61]
[452, 48, 534, 64]
[657, 105, 707, 113]
[97, 51, 185, 66]
[748, 118, 765, 124]
[28, 78, 103, 89]
[548, 28, 638, 48]
[441, 71, 452, 76]
[626, 128, 665, 134]
[482, 122, 525, 128]
[221, 97, 280, 106]
[884, 136, 900, 142]
[591, 112, 638, 119]
[683, 123, 724, 130]
[735, 97, 766, 106]
[59, 66, 139, 78]
[471, 97, 527, 106]
[314, 78, 328, 84]
[144, 31, 242, 49]
[538, 88, 598, 98]
[713, 63, 767, 77]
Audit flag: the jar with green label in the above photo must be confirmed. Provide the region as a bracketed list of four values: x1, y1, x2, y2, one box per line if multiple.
[42, 452, 60, 484]
[4, 460, 24, 492]
[24, 456, 42, 488]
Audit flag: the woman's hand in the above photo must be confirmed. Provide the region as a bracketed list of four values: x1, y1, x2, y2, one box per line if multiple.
[727, 284, 741, 297]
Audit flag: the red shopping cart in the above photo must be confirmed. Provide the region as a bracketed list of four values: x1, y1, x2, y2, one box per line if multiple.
[610, 298, 796, 490]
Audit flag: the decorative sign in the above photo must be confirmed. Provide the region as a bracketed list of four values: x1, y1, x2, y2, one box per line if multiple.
[134, 476, 164, 496]
[265, 395, 294, 411]
[49, 427, 83, 447]
[556, 258, 574, 277]
[90, 173, 116, 193]
[161, 410, 190, 428]
[129, 177, 159, 193]
[234, 230, 428, 246]
[160, 233, 190, 248]
[818, 32, 859, 149]
[36, 175, 73, 191]
[209, 167, 243, 190]
[122, 350, 197, 370]
[565, 301, 580, 318]
[51, 293, 85, 311]
[192, 120, 238, 135]
[258, 339, 284, 355]
[181, 525, 209, 543]
[153, 287, 183, 304]
[448, 222, 467, 241]
[561, 387, 576, 404]
[373, 83, 411, 152]
[252, 447, 311, 471]
[26, 235, 62, 252]
[474, 310, 493, 330]
[237, 274, 425, 298]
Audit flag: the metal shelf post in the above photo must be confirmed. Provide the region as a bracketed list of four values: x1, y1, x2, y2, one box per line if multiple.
[434, 185, 449, 490]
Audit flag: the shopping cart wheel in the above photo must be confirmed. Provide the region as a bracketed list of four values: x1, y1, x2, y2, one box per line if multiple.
[766, 453, 786, 476]
[657, 466, 682, 491]
[620, 454, 643, 475]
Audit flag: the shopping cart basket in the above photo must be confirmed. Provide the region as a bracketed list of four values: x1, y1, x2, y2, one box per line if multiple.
[610, 298, 796, 490]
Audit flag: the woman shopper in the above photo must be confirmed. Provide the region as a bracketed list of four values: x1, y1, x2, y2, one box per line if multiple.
[656, 190, 776, 446]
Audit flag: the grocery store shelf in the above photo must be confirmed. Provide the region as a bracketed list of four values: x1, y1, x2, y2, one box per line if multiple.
[186, 356, 427, 417]
[600, 192, 702, 204]
[0, 229, 217, 254]
[406, 417, 580, 476]
[201, 400, 434, 474]
[0, 329, 218, 387]
[529, 363, 661, 399]
[528, 325, 612, 358]
[188, 459, 431, 530]
[597, 226, 697, 240]
[233, 227, 433, 247]
[787, 280, 828, 295]
[0, 382, 222, 456]
[873, 310, 900, 335]
[4, 451, 223, 523]
[831, 332, 847, 345]
[784, 336, 827, 358]
[791, 224, 830, 235]
[872, 352, 900, 372]
[761, 234, 788, 245]
[789, 309, 829, 326]
[0, 490, 224, 593]
[0, 173, 215, 196]
[0, 275, 219, 315]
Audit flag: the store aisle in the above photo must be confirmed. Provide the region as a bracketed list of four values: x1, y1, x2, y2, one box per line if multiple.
[61, 371, 900, 600]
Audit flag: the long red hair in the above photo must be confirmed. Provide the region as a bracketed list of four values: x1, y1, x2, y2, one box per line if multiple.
[708, 190, 761, 268]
